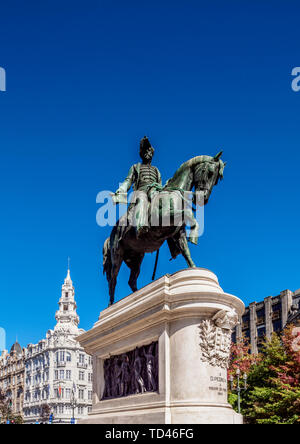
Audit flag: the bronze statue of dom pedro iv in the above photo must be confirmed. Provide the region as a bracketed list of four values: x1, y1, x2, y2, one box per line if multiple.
[103, 136, 226, 306]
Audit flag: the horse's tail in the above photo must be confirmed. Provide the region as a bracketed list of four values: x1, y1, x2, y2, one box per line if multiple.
[103, 237, 112, 282]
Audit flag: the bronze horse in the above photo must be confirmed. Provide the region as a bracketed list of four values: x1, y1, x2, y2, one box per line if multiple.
[103, 152, 226, 305]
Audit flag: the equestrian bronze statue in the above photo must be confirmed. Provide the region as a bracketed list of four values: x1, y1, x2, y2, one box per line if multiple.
[103, 137, 226, 306]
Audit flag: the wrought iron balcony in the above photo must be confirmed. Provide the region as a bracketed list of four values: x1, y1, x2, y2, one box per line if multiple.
[56, 361, 66, 367]
[77, 362, 87, 369]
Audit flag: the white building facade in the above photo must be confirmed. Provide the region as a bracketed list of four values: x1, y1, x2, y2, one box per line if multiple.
[23, 269, 93, 423]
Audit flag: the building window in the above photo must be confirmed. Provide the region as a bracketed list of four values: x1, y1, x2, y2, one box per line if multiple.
[56, 351, 66, 363]
[59, 370, 64, 380]
[66, 370, 71, 380]
[78, 389, 84, 400]
[272, 311, 281, 321]
[273, 319, 282, 332]
[79, 371, 84, 381]
[257, 326, 266, 337]
[54, 388, 64, 399]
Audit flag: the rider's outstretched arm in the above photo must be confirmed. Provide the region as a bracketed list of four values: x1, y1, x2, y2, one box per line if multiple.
[157, 169, 162, 186]
[113, 166, 135, 204]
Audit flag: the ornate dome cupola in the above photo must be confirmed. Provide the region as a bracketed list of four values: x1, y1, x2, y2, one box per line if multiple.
[54, 266, 80, 334]
[10, 341, 22, 357]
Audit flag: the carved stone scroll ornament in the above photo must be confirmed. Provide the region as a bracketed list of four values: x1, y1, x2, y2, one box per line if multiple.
[199, 309, 239, 369]
[212, 309, 239, 330]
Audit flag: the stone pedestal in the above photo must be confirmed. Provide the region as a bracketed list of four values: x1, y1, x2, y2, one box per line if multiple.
[77, 268, 244, 424]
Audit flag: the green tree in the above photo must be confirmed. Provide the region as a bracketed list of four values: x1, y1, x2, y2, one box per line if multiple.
[228, 335, 259, 412]
[0, 389, 24, 424]
[229, 327, 300, 424]
[39, 403, 51, 423]
[0, 388, 10, 423]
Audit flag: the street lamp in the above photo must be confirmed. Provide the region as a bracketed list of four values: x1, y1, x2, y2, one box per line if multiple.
[70, 391, 77, 424]
[229, 368, 247, 414]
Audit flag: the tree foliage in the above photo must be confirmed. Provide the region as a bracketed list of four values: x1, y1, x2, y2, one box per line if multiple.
[0, 389, 24, 424]
[228, 326, 300, 424]
[39, 403, 51, 423]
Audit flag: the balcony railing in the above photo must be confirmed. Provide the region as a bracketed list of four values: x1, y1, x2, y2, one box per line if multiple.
[56, 361, 66, 368]
[256, 317, 265, 326]
[77, 362, 87, 369]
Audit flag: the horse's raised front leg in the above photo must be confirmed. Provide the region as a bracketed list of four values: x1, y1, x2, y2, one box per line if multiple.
[171, 207, 199, 246]
[183, 208, 199, 245]
[178, 232, 196, 268]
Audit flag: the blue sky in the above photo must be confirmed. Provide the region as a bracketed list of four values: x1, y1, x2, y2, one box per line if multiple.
[0, 0, 299, 350]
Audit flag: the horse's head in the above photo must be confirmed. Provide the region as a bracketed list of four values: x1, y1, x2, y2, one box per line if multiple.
[193, 151, 226, 204]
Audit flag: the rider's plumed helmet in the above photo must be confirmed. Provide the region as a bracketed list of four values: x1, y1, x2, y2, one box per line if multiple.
[139, 136, 154, 159]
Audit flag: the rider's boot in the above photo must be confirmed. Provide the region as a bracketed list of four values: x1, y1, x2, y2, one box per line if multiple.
[188, 235, 198, 245]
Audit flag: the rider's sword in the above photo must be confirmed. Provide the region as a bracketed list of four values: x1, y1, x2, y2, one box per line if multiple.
[152, 249, 160, 281]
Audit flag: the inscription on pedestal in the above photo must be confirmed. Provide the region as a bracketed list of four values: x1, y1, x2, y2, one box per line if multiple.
[102, 341, 158, 400]
[208, 374, 227, 396]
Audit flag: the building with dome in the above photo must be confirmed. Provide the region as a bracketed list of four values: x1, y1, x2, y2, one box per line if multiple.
[0, 340, 26, 419]
[22, 268, 93, 423]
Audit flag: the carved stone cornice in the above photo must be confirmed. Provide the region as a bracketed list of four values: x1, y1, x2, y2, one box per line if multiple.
[78, 269, 244, 355]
